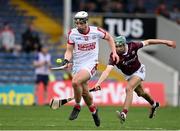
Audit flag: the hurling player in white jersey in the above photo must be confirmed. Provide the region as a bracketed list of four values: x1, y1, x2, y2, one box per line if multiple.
[61, 11, 119, 127]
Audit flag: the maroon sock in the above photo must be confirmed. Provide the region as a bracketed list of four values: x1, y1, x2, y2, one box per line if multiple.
[122, 109, 128, 114]
[74, 104, 81, 110]
[89, 105, 96, 113]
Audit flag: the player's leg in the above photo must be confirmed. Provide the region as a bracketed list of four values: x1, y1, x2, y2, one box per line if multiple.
[42, 75, 49, 105]
[82, 82, 93, 106]
[34, 75, 44, 105]
[135, 83, 154, 105]
[34, 83, 39, 105]
[69, 69, 91, 120]
[117, 75, 141, 123]
[134, 83, 160, 118]
[82, 82, 100, 127]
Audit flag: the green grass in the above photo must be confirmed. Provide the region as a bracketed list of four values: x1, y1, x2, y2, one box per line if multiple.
[0, 105, 180, 130]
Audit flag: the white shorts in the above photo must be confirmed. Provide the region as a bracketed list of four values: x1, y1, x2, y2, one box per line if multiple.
[124, 64, 146, 81]
[72, 63, 98, 78]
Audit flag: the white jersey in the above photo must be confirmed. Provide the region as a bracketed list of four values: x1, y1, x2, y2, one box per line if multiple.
[0, 29, 15, 48]
[68, 26, 106, 67]
[34, 52, 51, 75]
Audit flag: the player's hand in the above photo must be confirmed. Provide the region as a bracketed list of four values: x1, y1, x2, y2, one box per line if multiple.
[62, 59, 73, 71]
[44, 61, 51, 67]
[42, 61, 48, 66]
[65, 63, 72, 71]
[167, 41, 176, 49]
[112, 52, 119, 64]
[92, 84, 101, 91]
[62, 59, 69, 66]
[57, 59, 69, 69]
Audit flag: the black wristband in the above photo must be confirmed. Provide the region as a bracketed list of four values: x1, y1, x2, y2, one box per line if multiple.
[62, 59, 69, 65]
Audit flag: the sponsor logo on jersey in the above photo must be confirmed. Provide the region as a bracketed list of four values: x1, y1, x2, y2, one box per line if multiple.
[76, 37, 82, 40]
[139, 66, 145, 73]
[78, 42, 96, 51]
[123, 55, 137, 65]
[132, 51, 135, 55]
[84, 36, 89, 41]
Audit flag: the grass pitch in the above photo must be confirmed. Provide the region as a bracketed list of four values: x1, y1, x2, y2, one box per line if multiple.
[0, 105, 180, 130]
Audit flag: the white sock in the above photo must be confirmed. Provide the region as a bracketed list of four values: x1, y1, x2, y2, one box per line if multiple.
[92, 110, 96, 114]
[152, 102, 156, 107]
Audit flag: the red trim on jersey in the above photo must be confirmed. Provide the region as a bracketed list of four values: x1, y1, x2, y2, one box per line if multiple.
[67, 42, 74, 45]
[67, 30, 72, 42]
[79, 26, 90, 35]
[67, 29, 74, 45]
[97, 27, 106, 39]
[90, 64, 98, 76]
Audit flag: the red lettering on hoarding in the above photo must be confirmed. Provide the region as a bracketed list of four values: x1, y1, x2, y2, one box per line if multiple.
[36, 81, 166, 106]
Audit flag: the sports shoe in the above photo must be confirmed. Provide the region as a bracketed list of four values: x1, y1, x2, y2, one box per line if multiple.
[69, 107, 80, 120]
[116, 111, 126, 124]
[149, 102, 160, 118]
[92, 108, 100, 127]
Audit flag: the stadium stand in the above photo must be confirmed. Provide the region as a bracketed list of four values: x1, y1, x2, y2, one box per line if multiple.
[0, 0, 66, 85]
[0, 53, 35, 84]
[0, 0, 35, 44]
[0, 0, 178, 85]
[71, 0, 179, 25]
[26, 0, 63, 23]
[0, 52, 66, 85]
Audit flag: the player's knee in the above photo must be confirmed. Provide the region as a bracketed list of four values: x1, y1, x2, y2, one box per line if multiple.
[126, 87, 133, 93]
[82, 91, 88, 96]
[72, 79, 81, 88]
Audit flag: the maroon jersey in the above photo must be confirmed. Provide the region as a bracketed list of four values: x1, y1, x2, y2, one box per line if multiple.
[109, 41, 144, 75]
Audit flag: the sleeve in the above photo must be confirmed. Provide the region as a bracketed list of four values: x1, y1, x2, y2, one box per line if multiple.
[10, 31, 15, 46]
[141, 41, 146, 46]
[34, 54, 39, 61]
[48, 55, 52, 64]
[108, 53, 116, 66]
[97, 27, 106, 39]
[67, 30, 74, 45]
[131, 41, 144, 51]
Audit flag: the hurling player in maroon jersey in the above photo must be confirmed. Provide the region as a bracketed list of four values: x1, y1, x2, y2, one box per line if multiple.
[93, 36, 176, 123]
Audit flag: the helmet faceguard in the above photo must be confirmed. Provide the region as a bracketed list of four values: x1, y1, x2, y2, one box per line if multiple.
[115, 36, 126, 46]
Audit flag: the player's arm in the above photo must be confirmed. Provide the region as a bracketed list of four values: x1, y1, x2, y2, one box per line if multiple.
[64, 44, 73, 61]
[142, 39, 176, 48]
[47, 56, 52, 67]
[33, 55, 45, 67]
[33, 61, 45, 67]
[63, 44, 73, 67]
[94, 65, 114, 88]
[104, 32, 119, 63]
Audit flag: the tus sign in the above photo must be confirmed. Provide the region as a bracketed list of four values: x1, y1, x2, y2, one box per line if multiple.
[103, 16, 156, 39]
